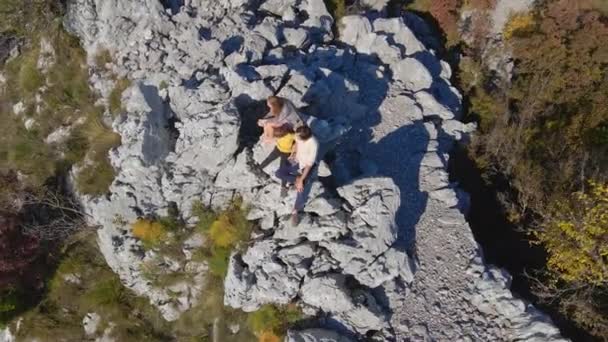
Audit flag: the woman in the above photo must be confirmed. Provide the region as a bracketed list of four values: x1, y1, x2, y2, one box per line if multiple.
[257, 96, 301, 143]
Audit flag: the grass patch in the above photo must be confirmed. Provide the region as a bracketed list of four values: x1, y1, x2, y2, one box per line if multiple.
[0, 19, 122, 193]
[17, 49, 43, 95]
[15, 235, 171, 341]
[108, 78, 131, 115]
[0, 289, 22, 328]
[247, 304, 303, 340]
[94, 49, 113, 70]
[194, 199, 252, 279]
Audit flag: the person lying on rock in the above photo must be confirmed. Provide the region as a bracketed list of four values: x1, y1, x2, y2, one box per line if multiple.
[257, 96, 301, 143]
[258, 124, 296, 197]
[275, 125, 319, 226]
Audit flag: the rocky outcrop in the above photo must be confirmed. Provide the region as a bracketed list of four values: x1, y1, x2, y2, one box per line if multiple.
[65, 0, 566, 340]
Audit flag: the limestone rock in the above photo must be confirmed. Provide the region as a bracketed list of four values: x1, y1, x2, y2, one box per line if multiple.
[286, 329, 354, 342]
[63, 0, 567, 340]
[83, 312, 101, 336]
[393, 58, 433, 92]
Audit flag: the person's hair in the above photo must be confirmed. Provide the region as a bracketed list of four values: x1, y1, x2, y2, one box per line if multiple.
[273, 124, 294, 138]
[296, 125, 313, 140]
[267, 96, 284, 115]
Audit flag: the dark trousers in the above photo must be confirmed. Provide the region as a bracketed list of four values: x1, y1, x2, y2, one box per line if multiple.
[275, 162, 317, 211]
[260, 147, 290, 187]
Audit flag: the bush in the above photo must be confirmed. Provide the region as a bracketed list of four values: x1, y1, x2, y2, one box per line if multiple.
[538, 181, 608, 285]
[85, 278, 126, 307]
[17, 50, 43, 95]
[503, 13, 535, 39]
[208, 214, 242, 248]
[207, 246, 231, 278]
[258, 330, 282, 342]
[247, 304, 303, 338]
[131, 219, 168, 248]
[0, 289, 20, 327]
[74, 158, 117, 196]
[247, 305, 283, 335]
[197, 200, 252, 279]
[0, 213, 40, 289]
[193, 201, 217, 232]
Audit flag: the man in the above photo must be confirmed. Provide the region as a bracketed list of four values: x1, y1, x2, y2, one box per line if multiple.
[275, 125, 319, 225]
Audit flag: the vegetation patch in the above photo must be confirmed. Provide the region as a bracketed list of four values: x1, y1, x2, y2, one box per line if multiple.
[94, 49, 113, 70]
[455, 0, 608, 337]
[406, 0, 462, 47]
[131, 218, 169, 249]
[247, 303, 303, 340]
[195, 198, 252, 278]
[503, 13, 535, 40]
[0, 18, 122, 195]
[324, 0, 346, 33]
[13, 235, 171, 341]
[108, 78, 131, 116]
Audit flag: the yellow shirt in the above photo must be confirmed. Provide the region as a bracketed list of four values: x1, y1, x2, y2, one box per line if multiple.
[276, 133, 295, 153]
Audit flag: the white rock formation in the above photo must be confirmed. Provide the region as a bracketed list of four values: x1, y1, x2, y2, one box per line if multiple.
[0, 327, 14, 342]
[63, 0, 567, 340]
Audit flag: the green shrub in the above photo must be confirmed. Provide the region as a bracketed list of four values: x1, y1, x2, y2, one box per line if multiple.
[247, 304, 303, 338]
[17, 50, 43, 95]
[85, 278, 126, 307]
[74, 157, 116, 196]
[193, 201, 218, 232]
[0, 289, 20, 328]
[207, 246, 231, 278]
[196, 199, 251, 280]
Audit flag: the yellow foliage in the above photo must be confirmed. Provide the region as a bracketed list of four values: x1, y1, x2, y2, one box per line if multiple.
[503, 13, 535, 39]
[537, 181, 608, 285]
[208, 214, 239, 248]
[131, 219, 167, 247]
[258, 330, 281, 342]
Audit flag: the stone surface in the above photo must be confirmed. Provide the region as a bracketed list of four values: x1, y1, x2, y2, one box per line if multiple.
[62, 0, 568, 341]
[83, 312, 101, 336]
[286, 328, 353, 342]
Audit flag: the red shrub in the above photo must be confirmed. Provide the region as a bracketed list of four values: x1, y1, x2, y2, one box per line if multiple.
[0, 213, 40, 289]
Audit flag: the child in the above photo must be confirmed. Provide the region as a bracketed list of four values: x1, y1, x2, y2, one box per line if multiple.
[257, 96, 301, 143]
[258, 125, 296, 197]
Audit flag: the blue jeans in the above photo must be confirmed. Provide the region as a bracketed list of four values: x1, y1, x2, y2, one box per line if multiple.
[259, 147, 290, 187]
[275, 162, 317, 211]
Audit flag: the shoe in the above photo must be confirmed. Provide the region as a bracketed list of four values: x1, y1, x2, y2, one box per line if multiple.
[291, 211, 300, 226]
[280, 186, 288, 198]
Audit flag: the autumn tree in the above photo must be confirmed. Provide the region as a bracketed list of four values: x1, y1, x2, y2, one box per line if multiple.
[534, 181, 608, 336]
